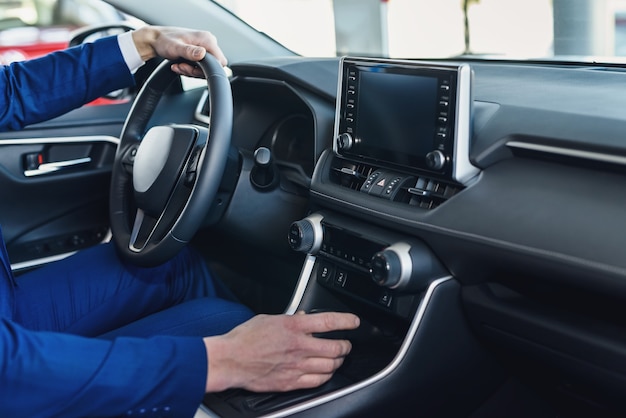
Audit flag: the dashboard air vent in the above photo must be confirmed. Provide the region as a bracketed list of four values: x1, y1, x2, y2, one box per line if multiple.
[329, 156, 462, 210]
[330, 158, 375, 191]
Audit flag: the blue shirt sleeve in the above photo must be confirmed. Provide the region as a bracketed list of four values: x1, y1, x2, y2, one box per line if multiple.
[0, 318, 207, 417]
[0, 35, 136, 131]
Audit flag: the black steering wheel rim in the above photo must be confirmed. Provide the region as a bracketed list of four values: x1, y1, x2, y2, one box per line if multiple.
[109, 54, 232, 267]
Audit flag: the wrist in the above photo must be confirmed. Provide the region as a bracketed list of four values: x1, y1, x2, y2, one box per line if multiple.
[204, 336, 238, 393]
[131, 26, 160, 62]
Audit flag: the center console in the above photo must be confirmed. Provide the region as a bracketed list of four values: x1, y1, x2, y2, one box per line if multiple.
[201, 58, 497, 417]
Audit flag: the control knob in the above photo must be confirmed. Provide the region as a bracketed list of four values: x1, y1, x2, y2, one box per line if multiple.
[287, 213, 324, 254]
[425, 150, 446, 171]
[370, 241, 446, 292]
[370, 243, 412, 289]
[250, 147, 278, 190]
[336, 133, 354, 152]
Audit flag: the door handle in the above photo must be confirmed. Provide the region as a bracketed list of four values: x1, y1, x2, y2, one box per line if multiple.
[24, 157, 92, 177]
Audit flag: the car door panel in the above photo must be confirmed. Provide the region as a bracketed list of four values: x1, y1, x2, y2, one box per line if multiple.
[0, 103, 131, 269]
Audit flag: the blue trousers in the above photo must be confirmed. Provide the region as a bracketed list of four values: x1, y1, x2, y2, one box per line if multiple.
[12, 243, 254, 339]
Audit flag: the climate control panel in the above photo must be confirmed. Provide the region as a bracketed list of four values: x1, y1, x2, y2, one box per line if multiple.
[288, 213, 447, 312]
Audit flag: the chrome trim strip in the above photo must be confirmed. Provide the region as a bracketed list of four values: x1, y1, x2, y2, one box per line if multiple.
[453, 64, 479, 184]
[261, 276, 453, 418]
[128, 209, 147, 252]
[284, 255, 317, 315]
[507, 141, 626, 166]
[194, 405, 218, 418]
[0, 135, 119, 146]
[11, 252, 79, 272]
[24, 157, 92, 177]
[11, 231, 112, 272]
[384, 241, 412, 290]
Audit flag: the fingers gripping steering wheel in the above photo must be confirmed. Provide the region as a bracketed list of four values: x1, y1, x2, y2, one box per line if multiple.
[109, 55, 232, 267]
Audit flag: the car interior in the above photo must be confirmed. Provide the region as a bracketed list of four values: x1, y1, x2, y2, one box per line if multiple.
[1, 1, 626, 417]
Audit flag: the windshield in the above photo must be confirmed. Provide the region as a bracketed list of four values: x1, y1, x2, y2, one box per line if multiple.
[214, 0, 626, 63]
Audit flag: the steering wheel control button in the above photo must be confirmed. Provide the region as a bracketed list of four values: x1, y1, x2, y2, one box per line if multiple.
[121, 145, 139, 174]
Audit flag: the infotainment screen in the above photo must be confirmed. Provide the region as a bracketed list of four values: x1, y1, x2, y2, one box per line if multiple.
[333, 57, 477, 184]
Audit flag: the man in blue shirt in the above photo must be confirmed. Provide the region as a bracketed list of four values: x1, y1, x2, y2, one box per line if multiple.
[0, 26, 359, 417]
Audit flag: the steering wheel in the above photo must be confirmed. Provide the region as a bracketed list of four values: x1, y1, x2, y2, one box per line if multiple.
[109, 54, 232, 267]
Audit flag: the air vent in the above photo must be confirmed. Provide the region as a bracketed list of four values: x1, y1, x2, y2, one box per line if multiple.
[330, 158, 375, 190]
[329, 156, 461, 209]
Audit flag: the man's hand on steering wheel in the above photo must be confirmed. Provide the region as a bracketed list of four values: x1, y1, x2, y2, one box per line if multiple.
[131, 25, 228, 73]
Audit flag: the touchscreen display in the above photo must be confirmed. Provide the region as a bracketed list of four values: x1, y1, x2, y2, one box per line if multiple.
[334, 58, 476, 184]
[355, 70, 439, 166]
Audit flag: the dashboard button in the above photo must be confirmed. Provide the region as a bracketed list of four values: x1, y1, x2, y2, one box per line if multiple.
[318, 262, 335, 284]
[335, 270, 348, 288]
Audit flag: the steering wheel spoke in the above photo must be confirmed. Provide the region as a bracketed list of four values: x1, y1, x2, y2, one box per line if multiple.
[129, 208, 155, 251]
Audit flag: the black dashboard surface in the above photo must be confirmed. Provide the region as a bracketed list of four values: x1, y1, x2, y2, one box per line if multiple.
[231, 57, 626, 296]
[217, 56, 626, 417]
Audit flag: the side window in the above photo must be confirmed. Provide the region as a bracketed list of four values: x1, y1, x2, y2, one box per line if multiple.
[0, 0, 133, 63]
[0, 0, 143, 105]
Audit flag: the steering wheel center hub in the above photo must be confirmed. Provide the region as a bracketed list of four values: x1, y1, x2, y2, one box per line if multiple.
[133, 126, 196, 216]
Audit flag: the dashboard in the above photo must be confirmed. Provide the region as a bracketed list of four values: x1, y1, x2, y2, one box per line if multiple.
[201, 56, 626, 417]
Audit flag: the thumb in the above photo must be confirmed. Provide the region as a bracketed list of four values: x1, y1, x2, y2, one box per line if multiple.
[187, 45, 206, 61]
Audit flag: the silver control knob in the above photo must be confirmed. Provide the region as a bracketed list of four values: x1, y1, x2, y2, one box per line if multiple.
[370, 243, 412, 289]
[425, 150, 446, 171]
[336, 133, 354, 151]
[287, 214, 324, 254]
[370, 241, 447, 292]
